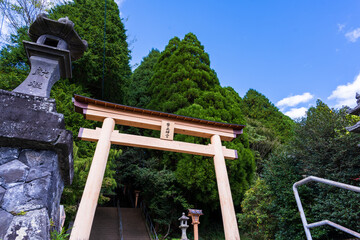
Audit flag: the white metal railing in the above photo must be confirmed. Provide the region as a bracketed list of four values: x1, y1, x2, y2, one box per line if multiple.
[293, 176, 360, 240]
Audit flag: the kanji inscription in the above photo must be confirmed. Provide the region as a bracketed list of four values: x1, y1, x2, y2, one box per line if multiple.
[28, 81, 43, 89]
[32, 67, 50, 78]
[160, 121, 174, 140]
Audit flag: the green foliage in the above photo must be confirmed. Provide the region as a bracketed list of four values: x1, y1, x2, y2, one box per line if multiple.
[245, 100, 360, 240]
[197, 223, 226, 240]
[50, 79, 94, 137]
[262, 149, 305, 240]
[237, 178, 276, 240]
[241, 89, 294, 143]
[245, 117, 280, 173]
[0, 27, 30, 90]
[126, 49, 160, 107]
[50, 228, 70, 240]
[10, 210, 27, 216]
[60, 143, 120, 220]
[116, 148, 190, 229]
[240, 89, 294, 175]
[147, 33, 220, 112]
[51, 79, 119, 220]
[293, 100, 360, 182]
[49, 0, 131, 103]
[288, 100, 360, 239]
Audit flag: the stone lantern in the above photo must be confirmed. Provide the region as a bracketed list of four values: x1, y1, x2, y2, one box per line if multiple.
[179, 212, 189, 240]
[13, 13, 87, 97]
[188, 209, 203, 240]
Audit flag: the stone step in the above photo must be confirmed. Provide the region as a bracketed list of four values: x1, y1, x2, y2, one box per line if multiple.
[90, 207, 120, 240]
[121, 208, 151, 240]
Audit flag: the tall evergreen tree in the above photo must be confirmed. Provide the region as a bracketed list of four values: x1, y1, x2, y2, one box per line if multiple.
[49, 0, 131, 103]
[147, 33, 220, 112]
[146, 33, 255, 211]
[126, 49, 160, 107]
[241, 89, 294, 143]
[239, 89, 295, 172]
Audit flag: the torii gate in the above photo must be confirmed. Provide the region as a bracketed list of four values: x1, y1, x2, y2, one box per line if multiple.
[70, 94, 245, 240]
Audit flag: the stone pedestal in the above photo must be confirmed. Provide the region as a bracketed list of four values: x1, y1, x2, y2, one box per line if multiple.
[0, 89, 73, 239]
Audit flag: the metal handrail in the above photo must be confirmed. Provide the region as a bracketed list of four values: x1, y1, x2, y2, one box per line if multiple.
[293, 176, 360, 240]
[140, 201, 159, 240]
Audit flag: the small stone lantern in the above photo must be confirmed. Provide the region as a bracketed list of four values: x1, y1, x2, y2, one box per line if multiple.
[179, 213, 189, 240]
[188, 209, 203, 240]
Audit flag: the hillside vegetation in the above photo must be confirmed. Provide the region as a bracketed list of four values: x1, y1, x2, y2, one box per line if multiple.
[1, 1, 359, 239]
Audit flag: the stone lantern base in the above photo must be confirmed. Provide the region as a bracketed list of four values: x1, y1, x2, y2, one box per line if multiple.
[0, 89, 73, 239]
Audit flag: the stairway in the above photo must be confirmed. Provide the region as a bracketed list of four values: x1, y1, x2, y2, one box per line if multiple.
[88, 207, 151, 240]
[121, 208, 151, 240]
[89, 207, 120, 240]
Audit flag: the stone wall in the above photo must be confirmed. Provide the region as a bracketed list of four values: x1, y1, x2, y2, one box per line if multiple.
[0, 147, 64, 239]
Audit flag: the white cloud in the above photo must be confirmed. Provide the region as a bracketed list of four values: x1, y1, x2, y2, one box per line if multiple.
[115, 0, 126, 16]
[338, 23, 345, 32]
[115, 0, 125, 7]
[284, 107, 307, 119]
[276, 92, 314, 108]
[328, 74, 360, 108]
[345, 28, 360, 42]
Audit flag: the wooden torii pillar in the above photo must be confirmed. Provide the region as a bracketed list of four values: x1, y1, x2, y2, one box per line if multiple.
[70, 95, 244, 240]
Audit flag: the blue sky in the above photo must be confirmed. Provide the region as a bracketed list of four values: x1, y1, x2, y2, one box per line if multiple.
[1, 1, 360, 118]
[119, 0, 360, 118]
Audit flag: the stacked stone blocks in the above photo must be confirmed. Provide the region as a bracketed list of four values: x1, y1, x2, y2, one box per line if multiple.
[0, 148, 64, 239]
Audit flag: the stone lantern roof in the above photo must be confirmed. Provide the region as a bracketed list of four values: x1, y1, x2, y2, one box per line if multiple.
[346, 93, 360, 133]
[179, 212, 189, 221]
[28, 13, 87, 61]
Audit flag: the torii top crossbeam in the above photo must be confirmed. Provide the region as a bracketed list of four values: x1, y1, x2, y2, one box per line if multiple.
[73, 94, 245, 141]
[70, 94, 243, 240]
